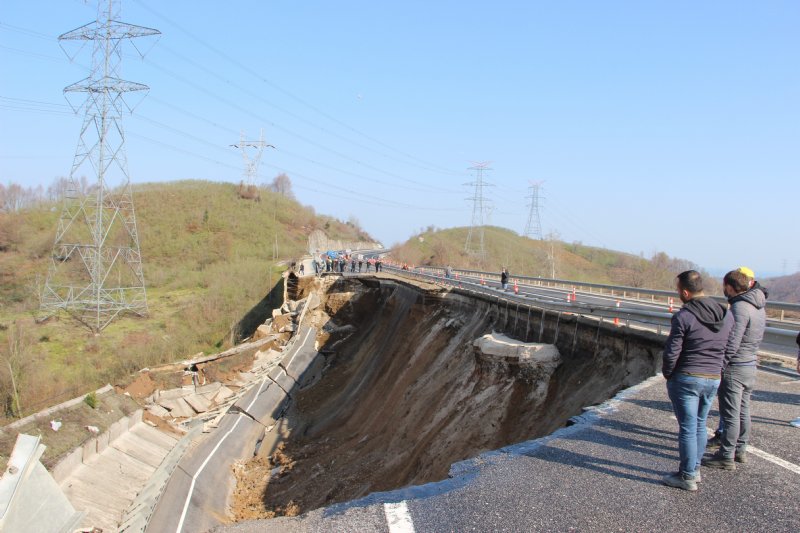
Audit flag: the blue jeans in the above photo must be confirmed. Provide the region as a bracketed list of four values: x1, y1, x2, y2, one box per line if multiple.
[666, 373, 720, 477]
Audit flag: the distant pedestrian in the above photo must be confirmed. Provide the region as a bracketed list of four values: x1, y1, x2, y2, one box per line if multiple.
[501, 268, 509, 291]
[703, 269, 766, 469]
[299, 262, 305, 276]
[445, 265, 453, 279]
[358, 259, 363, 272]
[351, 259, 356, 272]
[661, 270, 733, 491]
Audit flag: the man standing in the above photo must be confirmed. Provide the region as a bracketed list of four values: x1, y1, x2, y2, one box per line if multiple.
[703, 269, 766, 469]
[662, 270, 733, 491]
[501, 268, 509, 291]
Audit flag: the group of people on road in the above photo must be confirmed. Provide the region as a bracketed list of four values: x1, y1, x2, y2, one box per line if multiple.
[660, 266, 790, 491]
[312, 254, 382, 275]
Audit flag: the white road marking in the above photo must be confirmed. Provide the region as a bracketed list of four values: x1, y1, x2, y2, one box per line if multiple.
[175, 376, 270, 533]
[748, 446, 800, 475]
[384, 501, 415, 533]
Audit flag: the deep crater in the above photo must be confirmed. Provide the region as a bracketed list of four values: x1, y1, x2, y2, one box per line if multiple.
[231, 275, 661, 519]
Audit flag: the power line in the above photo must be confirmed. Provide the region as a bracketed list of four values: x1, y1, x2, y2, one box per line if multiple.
[132, 0, 464, 177]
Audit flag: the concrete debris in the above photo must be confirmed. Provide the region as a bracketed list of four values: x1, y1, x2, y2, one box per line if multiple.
[50, 420, 62, 431]
[272, 308, 283, 319]
[194, 382, 223, 396]
[157, 398, 195, 418]
[253, 324, 272, 340]
[279, 323, 297, 333]
[213, 386, 235, 403]
[184, 394, 212, 414]
[306, 292, 321, 311]
[86, 425, 100, 435]
[473, 332, 561, 365]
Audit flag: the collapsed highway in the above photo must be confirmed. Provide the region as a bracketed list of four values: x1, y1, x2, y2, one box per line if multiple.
[224, 272, 663, 521]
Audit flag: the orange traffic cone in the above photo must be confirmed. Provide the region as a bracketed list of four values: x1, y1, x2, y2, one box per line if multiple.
[481, 274, 485, 286]
[614, 300, 620, 325]
[571, 287, 576, 302]
[668, 297, 674, 313]
[514, 279, 519, 295]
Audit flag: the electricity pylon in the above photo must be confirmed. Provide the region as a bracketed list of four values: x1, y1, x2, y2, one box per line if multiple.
[231, 129, 273, 187]
[464, 162, 493, 257]
[523, 181, 544, 240]
[40, 0, 159, 332]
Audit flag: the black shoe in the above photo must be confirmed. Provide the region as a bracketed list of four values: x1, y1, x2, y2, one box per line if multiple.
[702, 453, 736, 470]
[706, 435, 722, 450]
[735, 451, 747, 464]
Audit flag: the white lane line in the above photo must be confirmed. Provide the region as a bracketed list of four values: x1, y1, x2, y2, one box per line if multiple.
[175, 377, 270, 533]
[384, 501, 415, 533]
[748, 446, 800, 475]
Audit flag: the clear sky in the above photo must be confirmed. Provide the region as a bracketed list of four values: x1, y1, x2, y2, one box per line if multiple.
[1, 1, 798, 277]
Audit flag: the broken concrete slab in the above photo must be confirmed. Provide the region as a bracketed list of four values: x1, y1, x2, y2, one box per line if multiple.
[158, 398, 195, 418]
[473, 332, 561, 365]
[194, 382, 223, 396]
[147, 404, 170, 418]
[268, 366, 297, 394]
[213, 386, 235, 404]
[253, 324, 272, 340]
[184, 394, 212, 414]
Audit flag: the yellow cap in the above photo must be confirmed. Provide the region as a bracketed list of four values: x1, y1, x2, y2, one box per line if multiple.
[737, 266, 755, 279]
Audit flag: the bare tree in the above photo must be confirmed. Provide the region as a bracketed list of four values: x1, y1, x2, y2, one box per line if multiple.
[268, 173, 295, 199]
[1, 323, 28, 418]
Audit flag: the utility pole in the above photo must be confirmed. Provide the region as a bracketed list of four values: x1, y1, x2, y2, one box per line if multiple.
[523, 181, 544, 240]
[464, 162, 493, 259]
[40, 0, 159, 332]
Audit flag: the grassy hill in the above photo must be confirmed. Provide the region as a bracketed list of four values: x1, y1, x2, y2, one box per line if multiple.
[390, 225, 710, 292]
[0, 180, 372, 421]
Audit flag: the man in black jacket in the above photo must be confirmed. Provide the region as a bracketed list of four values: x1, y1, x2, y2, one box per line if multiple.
[662, 270, 733, 491]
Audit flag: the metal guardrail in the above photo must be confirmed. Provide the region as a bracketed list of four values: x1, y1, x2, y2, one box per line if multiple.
[383, 265, 800, 353]
[411, 266, 800, 320]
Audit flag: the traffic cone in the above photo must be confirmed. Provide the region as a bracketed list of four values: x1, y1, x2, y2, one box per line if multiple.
[668, 297, 674, 313]
[514, 279, 519, 295]
[571, 287, 576, 302]
[614, 300, 620, 326]
[481, 274, 485, 285]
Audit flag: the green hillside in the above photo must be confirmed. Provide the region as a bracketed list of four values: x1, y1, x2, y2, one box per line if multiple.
[0, 180, 371, 421]
[391, 225, 709, 291]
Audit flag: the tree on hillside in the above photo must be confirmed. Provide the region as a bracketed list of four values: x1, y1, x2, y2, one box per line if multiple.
[268, 173, 295, 199]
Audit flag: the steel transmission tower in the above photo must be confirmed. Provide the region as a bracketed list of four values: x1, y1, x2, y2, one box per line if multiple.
[40, 0, 159, 332]
[464, 162, 493, 257]
[232, 129, 274, 186]
[523, 181, 544, 240]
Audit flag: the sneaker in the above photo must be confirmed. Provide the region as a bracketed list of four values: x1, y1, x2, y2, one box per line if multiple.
[790, 417, 800, 428]
[695, 471, 702, 483]
[662, 472, 698, 491]
[735, 451, 747, 464]
[702, 453, 736, 470]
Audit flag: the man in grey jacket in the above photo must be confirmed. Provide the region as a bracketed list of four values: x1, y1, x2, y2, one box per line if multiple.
[703, 269, 766, 469]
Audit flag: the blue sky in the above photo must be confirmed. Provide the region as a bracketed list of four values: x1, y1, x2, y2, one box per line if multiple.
[1, 1, 798, 277]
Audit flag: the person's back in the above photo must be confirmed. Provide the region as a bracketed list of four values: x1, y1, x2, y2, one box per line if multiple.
[662, 296, 733, 378]
[725, 287, 766, 364]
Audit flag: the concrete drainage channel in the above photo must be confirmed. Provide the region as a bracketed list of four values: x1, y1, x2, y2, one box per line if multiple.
[228, 274, 663, 521]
